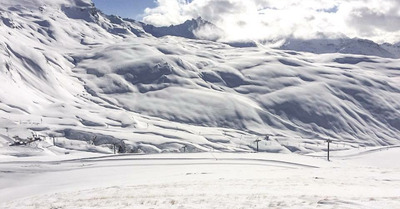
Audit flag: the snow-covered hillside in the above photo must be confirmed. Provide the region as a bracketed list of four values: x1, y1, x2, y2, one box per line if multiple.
[1, 0, 400, 155]
[277, 38, 400, 58]
[381, 42, 400, 58]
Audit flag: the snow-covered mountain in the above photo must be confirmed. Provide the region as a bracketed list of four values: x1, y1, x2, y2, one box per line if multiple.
[1, 0, 400, 155]
[381, 42, 400, 58]
[277, 38, 400, 58]
[141, 17, 223, 41]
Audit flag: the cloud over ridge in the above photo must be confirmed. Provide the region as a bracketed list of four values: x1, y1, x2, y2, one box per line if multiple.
[142, 0, 400, 43]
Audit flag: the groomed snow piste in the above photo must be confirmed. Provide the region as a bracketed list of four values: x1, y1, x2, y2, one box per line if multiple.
[1, 147, 400, 209]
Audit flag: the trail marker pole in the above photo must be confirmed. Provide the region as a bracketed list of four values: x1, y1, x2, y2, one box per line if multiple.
[254, 139, 261, 152]
[326, 139, 332, 161]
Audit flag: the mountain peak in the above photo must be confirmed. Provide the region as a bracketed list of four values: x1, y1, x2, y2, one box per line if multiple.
[184, 17, 208, 26]
[142, 17, 223, 41]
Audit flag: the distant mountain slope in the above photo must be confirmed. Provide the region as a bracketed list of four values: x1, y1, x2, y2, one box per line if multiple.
[277, 38, 399, 58]
[0, 0, 399, 154]
[72, 37, 400, 145]
[141, 17, 223, 41]
[381, 42, 400, 58]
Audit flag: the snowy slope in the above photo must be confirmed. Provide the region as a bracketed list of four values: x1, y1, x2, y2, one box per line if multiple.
[277, 38, 398, 58]
[0, 0, 400, 155]
[0, 148, 399, 209]
[381, 42, 400, 58]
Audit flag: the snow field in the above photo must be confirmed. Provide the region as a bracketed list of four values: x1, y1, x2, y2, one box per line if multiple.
[1, 1, 400, 208]
[0, 148, 399, 209]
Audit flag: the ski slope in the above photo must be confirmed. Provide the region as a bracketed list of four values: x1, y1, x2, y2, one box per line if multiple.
[0, 147, 399, 209]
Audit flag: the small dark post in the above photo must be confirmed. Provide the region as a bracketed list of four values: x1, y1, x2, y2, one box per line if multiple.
[113, 144, 116, 154]
[183, 145, 187, 153]
[254, 139, 261, 152]
[92, 136, 97, 145]
[326, 139, 332, 161]
[53, 137, 56, 146]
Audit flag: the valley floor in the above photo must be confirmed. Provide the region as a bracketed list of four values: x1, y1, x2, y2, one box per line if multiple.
[0, 148, 399, 209]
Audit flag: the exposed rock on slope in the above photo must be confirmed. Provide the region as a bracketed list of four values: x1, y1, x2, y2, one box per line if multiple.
[142, 17, 223, 41]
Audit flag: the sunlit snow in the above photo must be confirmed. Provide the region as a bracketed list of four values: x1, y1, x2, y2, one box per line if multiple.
[0, 0, 399, 208]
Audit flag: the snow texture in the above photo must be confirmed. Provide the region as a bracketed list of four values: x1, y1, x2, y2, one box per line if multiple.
[0, 0, 399, 155]
[1, 1, 400, 208]
[0, 148, 399, 209]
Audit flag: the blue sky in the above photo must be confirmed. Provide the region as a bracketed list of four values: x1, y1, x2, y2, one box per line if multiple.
[92, 0, 157, 20]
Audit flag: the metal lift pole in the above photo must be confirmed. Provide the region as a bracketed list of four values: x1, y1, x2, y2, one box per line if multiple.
[326, 139, 332, 161]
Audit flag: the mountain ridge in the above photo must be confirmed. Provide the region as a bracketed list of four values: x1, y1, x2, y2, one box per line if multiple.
[140, 17, 223, 41]
[276, 38, 399, 58]
[1, 0, 399, 154]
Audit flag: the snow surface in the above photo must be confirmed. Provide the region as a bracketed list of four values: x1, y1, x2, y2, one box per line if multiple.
[0, 147, 399, 209]
[1, 0, 400, 154]
[277, 38, 400, 59]
[1, 0, 400, 208]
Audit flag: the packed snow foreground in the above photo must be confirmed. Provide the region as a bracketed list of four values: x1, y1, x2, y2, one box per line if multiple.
[0, 148, 400, 209]
[0, 0, 399, 208]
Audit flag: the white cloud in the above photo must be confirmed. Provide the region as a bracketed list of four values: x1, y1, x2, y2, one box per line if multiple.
[142, 0, 400, 43]
[142, 0, 192, 26]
